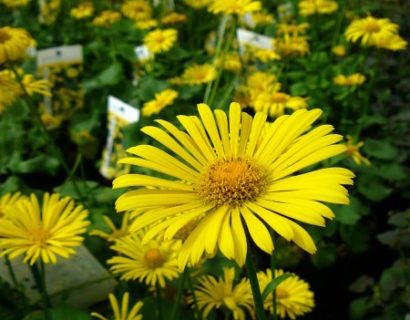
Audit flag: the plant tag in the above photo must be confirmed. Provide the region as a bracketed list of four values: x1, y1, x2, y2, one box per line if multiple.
[236, 29, 273, 50]
[242, 13, 256, 29]
[135, 45, 153, 61]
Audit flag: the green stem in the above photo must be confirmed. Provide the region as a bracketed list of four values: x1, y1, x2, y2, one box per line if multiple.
[331, 0, 346, 47]
[40, 260, 51, 320]
[245, 250, 266, 320]
[186, 268, 202, 320]
[5, 255, 18, 289]
[270, 231, 277, 320]
[156, 281, 163, 320]
[169, 269, 187, 320]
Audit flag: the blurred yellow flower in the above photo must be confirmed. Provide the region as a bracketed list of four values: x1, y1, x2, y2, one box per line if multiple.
[135, 19, 158, 30]
[108, 234, 181, 287]
[0, 193, 89, 265]
[252, 48, 281, 62]
[191, 268, 254, 320]
[216, 52, 242, 72]
[277, 22, 309, 35]
[121, 0, 152, 21]
[142, 88, 179, 116]
[70, 2, 94, 19]
[162, 11, 187, 25]
[276, 33, 310, 57]
[0, 26, 32, 64]
[144, 28, 177, 54]
[22, 74, 51, 97]
[0, 70, 21, 113]
[250, 12, 274, 26]
[179, 63, 217, 85]
[345, 135, 370, 166]
[299, 0, 338, 16]
[41, 113, 64, 130]
[0, 192, 26, 218]
[370, 34, 407, 51]
[333, 73, 366, 86]
[91, 292, 143, 320]
[208, 0, 261, 17]
[90, 213, 132, 242]
[113, 103, 354, 268]
[345, 16, 399, 46]
[93, 10, 121, 27]
[258, 269, 315, 319]
[183, 0, 211, 8]
[0, 0, 31, 8]
[332, 44, 346, 57]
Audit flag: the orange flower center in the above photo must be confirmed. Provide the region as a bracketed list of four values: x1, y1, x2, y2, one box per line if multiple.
[364, 20, 381, 33]
[199, 158, 267, 207]
[0, 30, 11, 43]
[30, 228, 49, 245]
[276, 287, 288, 299]
[143, 248, 164, 268]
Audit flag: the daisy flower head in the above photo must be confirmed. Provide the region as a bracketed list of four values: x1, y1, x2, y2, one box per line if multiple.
[107, 234, 181, 287]
[0, 69, 21, 112]
[191, 268, 254, 320]
[277, 23, 310, 35]
[183, 0, 211, 9]
[0, 192, 26, 218]
[143, 28, 177, 54]
[258, 269, 314, 319]
[0, 193, 90, 265]
[0, 0, 31, 8]
[162, 11, 187, 25]
[333, 73, 366, 86]
[142, 88, 179, 117]
[91, 292, 143, 320]
[345, 135, 370, 166]
[344, 16, 399, 46]
[135, 19, 158, 30]
[276, 33, 310, 58]
[121, 0, 152, 21]
[90, 213, 132, 242]
[208, 0, 261, 17]
[332, 44, 346, 57]
[250, 12, 274, 26]
[70, 2, 94, 19]
[180, 63, 217, 85]
[93, 11, 122, 27]
[370, 34, 407, 51]
[113, 102, 354, 269]
[216, 52, 242, 72]
[0, 26, 32, 64]
[298, 0, 338, 16]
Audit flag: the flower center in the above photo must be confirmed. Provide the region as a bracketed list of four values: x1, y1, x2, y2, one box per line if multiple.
[199, 158, 267, 207]
[30, 228, 49, 244]
[276, 287, 288, 299]
[364, 20, 381, 33]
[0, 30, 11, 43]
[155, 34, 165, 44]
[143, 248, 164, 268]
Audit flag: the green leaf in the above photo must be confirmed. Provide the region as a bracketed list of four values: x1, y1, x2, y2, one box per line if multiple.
[332, 196, 368, 225]
[83, 63, 123, 92]
[370, 163, 407, 181]
[10, 155, 59, 175]
[136, 76, 169, 101]
[350, 297, 374, 320]
[311, 244, 337, 268]
[261, 273, 292, 301]
[362, 139, 397, 160]
[388, 210, 410, 227]
[357, 174, 392, 201]
[340, 225, 370, 253]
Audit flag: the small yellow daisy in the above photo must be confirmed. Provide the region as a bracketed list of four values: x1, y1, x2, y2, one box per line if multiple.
[143, 29, 178, 54]
[91, 292, 143, 320]
[0, 26, 32, 64]
[142, 89, 179, 116]
[208, 0, 261, 17]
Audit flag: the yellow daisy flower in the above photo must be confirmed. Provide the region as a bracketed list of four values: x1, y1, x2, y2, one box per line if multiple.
[299, 0, 338, 16]
[91, 292, 143, 320]
[332, 44, 346, 57]
[333, 73, 366, 86]
[121, 0, 152, 21]
[0, 69, 21, 112]
[90, 213, 132, 242]
[344, 16, 399, 46]
[253, 90, 309, 117]
[107, 234, 181, 287]
[180, 63, 217, 85]
[216, 52, 242, 72]
[208, 0, 261, 17]
[276, 33, 310, 57]
[0, 26, 32, 64]
[41, 113, 64, 130]
[252, 48, 281, 63]
[258, 269, 315, 319]
[22, 74, 51, 97]
[0, 0, 31, 8]
[0, 193, 90, 265]
[370, 34, 408, 51]
[162, 11, 187, 25]
[345, 135, 370, 166]
[250, 12, 274, 26]
[112, 102, 354, 268]
[142, 89, 179, 117]
[143, 28, 178, 54]
[183, 0, 211, 9]
[246, 71, 278, 97]
[191, 268, 254, 320]
[135, 19, 158, 30]
[0, 192, 26, 218]
[70, 2, 94, 19]
[277, 23, 310, 35]
[92, 11, 121, 27]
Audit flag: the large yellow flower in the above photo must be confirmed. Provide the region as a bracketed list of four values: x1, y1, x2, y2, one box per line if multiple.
[142, 89, 178, 116]
[179, 63, 217, 85]
[0, 193, 90, 265]
[191, 268, 254, 320]
[0, 26, 32, 64]
[113, 103, 354, 268]
[258, 269, 314, 319]
[298, 0, 338, 16]
[143, 29, 178, 54]
[91, 292, 143, 320]
[107, 234, 181, 287]
[345, 16, 399, 46]
[208, 0, 261, 16]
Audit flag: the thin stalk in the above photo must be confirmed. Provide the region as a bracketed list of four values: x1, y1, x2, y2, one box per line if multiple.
[186, 268, 201, 320]
[40, 260, 51, 320]
[156, 281, 163, 320]
[270, 231, 277, 320]
[5, 255, 18, 289]
[331, 0, 346, 47]
[169, 269, 187, 320]
[6, 61, 86, 203]
[207, 18, 237, 106]
[245, 250, 266, 320]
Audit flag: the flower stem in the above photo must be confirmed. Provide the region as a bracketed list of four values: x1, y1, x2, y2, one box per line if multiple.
[169, 269, 187, 320]
[156, 281, 163, 320]
[245, 250, 266, 320]
[5, 255, 19, 289]
[186, 268, 202, 320]
[40, 260, 51, 320]
[270, 231, 277, 320]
